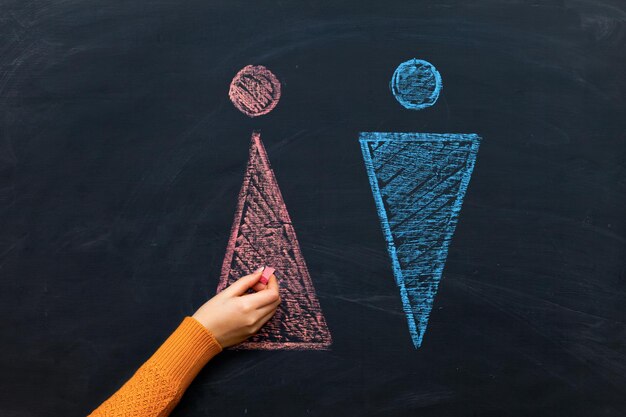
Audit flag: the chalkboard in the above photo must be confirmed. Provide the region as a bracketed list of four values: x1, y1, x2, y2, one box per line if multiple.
[1, 1, 625, 416]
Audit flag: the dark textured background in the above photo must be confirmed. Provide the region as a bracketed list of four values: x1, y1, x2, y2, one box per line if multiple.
[1, 1, 625, 416]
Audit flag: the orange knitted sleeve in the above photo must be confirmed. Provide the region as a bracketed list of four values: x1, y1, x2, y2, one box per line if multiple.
[88, 317, 223, 417]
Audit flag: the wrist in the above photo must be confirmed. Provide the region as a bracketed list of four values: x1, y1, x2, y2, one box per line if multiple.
[147, 317, 223, 388]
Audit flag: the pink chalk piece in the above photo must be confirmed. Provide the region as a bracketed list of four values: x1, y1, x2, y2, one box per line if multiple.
[216, 132, 332, 350]
[259, 266, 275, 285]
[229, 65, 281, 118]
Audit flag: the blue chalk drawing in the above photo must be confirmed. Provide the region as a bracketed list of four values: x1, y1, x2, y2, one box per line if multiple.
[360, 132, 480, 348]
[390, 59, 442, 110]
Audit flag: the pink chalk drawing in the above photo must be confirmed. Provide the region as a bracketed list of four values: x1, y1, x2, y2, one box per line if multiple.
[216, 132, 332, 350]
[228, 65, 281, 117]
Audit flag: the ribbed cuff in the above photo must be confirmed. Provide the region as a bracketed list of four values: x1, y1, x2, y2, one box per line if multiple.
[147, 317, 223, 389]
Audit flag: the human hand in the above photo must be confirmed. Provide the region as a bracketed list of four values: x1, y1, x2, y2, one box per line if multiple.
[192, 267, 280, 348]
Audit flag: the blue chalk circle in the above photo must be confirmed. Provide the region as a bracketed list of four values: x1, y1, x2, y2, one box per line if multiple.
[390, 58, 442, 110]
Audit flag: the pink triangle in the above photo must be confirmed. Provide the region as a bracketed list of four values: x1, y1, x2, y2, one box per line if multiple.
[216, 132, 332, 350]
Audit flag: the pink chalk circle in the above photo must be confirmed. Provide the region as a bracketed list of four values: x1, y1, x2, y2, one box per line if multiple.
[229, 65, 281, 117]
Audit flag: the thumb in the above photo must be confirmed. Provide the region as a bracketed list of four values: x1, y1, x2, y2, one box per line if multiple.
[222, 267, 264, 297]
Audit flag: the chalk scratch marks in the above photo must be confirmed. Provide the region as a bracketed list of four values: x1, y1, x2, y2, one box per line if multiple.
[360, 132, 480, 348]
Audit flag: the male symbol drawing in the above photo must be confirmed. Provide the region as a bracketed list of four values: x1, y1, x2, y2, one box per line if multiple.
[361, 58, 481, 348]
[216, 65, 332, 350]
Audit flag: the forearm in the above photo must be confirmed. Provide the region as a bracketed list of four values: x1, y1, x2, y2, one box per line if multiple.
[89, 317, 222, 417]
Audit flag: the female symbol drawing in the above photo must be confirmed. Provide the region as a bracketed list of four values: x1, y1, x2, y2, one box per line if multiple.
[216, 65, 332, 350]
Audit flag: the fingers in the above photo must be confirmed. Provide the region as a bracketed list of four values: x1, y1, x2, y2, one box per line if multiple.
[222, 267, 264, 297]
[251, 281, 267, 292]
[242, 274, 280, 308]
[256, 294, 280, 317]
[252, 274, 278, 291]
[265, 272, 278, 292]
[252, 306, 279, 333]
[250, 270, 277, 293]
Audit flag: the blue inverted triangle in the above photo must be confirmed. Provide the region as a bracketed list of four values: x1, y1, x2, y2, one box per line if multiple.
[360, 132, 481, 348]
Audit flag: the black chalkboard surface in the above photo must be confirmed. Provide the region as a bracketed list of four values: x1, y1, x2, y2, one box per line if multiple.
[1, 1, 625, 416]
